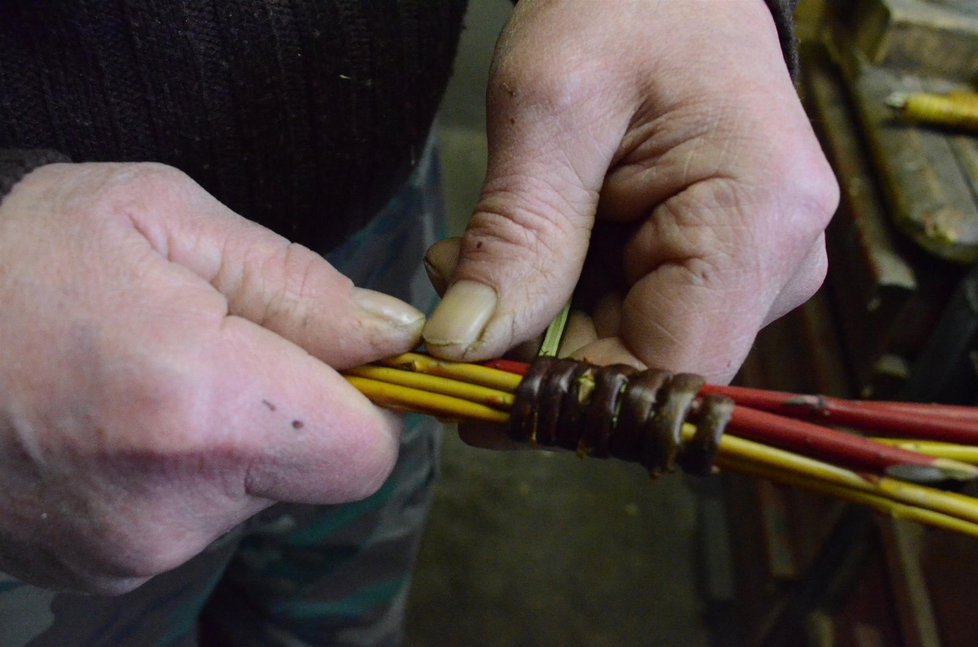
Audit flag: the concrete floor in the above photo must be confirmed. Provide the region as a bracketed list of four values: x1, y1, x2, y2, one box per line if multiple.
[403, 3, 721, 645]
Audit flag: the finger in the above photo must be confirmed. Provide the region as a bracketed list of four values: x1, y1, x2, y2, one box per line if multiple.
[763, 233, 828, 326]
[569, 337, 644, 369]
[128, 166, 425, 369]
[615, 263, 766, 384]
[423, 237, 462, 297]
[557, 311, 598, 358]
[93, 291, 404, 508]
[425, 238, 608, 361]
[611, 183, 769, 382]
[613, 140, 836, 383]
[422, 33, 627, 361]
[591, 292, 624, 339]
[202, 316, 404, 505]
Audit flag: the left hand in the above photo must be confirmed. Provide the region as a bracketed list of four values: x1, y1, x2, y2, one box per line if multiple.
[422, 0, 838, 384]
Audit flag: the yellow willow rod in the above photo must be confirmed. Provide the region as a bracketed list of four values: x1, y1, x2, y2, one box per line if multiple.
[709, 428, 978, 525]
[379, 352, 523, 392]
[718, 455, 978, 539]
[872, 438, 978, 465]
[887, 91, 978, 131]
[345, 365, 515, 411]
[345, 376, 509, 424]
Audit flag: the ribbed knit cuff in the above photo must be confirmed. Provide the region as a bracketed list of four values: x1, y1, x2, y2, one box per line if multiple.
[764, 0, 800, 79]
[0, 149, 71, 206]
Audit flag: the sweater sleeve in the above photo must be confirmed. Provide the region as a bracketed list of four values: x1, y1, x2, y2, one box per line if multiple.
[765, 0, 800, 79]
[0, 149, 71, 206]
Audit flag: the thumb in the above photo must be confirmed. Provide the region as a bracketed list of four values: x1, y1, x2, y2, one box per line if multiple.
[130, 165, 425, 368]
[423, 64, 624, 360]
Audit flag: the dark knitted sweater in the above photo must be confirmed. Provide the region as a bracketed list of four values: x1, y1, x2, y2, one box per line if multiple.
[0, 1, 467, 250]
[0, 1, 796, 251]
[768, 0, 800, 78]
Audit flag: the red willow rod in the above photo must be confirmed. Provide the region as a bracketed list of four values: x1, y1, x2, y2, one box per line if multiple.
[699, 384, 978, 445]
[483, 359, 530, 376]
[726, 406, 974, 482]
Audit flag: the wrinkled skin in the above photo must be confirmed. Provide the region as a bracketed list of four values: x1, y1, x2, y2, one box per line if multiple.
[0, 163, 425, 593]
[424, 0, 839, 385]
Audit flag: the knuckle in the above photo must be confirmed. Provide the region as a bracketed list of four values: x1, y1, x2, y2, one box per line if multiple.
[797, 241, 829, 301]
[110, 162, 188, 196]
[86, 163, 194, 220]
[754, 135, 839, 235]
[786, 157, 839, 230]
[120, 162, 192, 194]
[655, 181, 753, 260]
[462, 201, 585, 312]
[710, 136, 837, 266]
[490, 44, 615, 123]
[253, 242, 322, 327]
[472, 182, 591, 255]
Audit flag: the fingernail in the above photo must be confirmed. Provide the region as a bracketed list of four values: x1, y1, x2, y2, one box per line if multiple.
[352, 288, 425, 328]
[423, 280, 497, 348]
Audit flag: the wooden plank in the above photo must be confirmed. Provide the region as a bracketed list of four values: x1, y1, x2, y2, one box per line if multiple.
[928, 77, 978, 212]
[758, 480, 801, 581]
[805, 610, 836, 647]
[946, 132, 978, 210]
[878, 519, 943, 647]
[867, 353, 911, 398]
[853, 622, 889, 647]
[803, 57, 915, 297]
[793, 280, 855, 398]
[848, 64, 978, 263]
[921, 528, 978, 647]
[925, 0, 978, 17]
[801, 53, 921, 396]
[739, 292, 850, 571]
[834, 0, 978, 80]
[820, 529, 907, 647]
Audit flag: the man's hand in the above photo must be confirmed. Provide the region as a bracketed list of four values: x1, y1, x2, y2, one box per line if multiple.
[0, 163, 424, 593]
[423, 0, 838, 383]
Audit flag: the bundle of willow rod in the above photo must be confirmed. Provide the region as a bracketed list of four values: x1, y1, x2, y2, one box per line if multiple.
[343, 352, 978, 538]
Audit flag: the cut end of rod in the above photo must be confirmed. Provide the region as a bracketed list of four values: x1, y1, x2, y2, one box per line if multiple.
[934, 458, 978, 481]
[885, 92, 909, 110]
[886, 459, 978, 483]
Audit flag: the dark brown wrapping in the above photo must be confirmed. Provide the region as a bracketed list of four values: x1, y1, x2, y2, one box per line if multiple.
[611, 370, 670, 462]
[555, 365, 595, 451]
[678, 394, 735, 476]
[580, 364, 636, 458]
[642, 373, 705, 476]
[537, 360, 591, 448]
[509, 356, 554, 442]
[507, 357, 732, 478]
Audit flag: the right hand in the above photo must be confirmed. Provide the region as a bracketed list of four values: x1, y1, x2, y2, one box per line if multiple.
[422, 0, 836, 385]
[0, 162, 424, 594]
